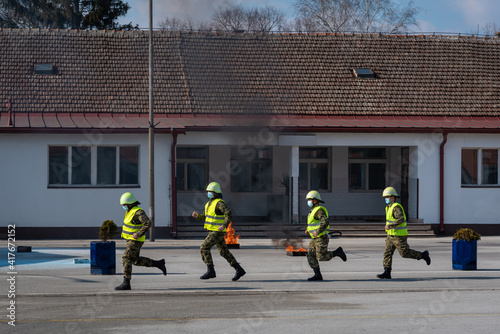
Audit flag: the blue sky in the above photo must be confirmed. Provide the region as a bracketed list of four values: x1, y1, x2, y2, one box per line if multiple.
[118, 0, 500, 35]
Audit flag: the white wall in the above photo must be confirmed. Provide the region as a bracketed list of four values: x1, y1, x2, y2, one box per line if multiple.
[444, 133, 500, 225]
[0, 133, 172, 228]
[4, 130, 498, 229]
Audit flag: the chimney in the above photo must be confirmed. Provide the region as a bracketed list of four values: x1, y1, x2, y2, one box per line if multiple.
[495, 32, 500, 39]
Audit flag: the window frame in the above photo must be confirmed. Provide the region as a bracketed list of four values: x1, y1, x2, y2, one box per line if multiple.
[299, 147, 331, 191]
[348, 147, 387, 192]
[48, 145, 140, 188]
[230, 146, 273, 193]
[461, 148, 500, 187]
[175, 146, 208, 192]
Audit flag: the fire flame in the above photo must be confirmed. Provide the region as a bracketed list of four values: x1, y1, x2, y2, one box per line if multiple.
[224, 222, 240, 244]
[286, 243, 306, 252]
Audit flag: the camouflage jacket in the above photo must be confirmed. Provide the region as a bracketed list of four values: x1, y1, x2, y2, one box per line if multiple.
[132, 209, 152, 238]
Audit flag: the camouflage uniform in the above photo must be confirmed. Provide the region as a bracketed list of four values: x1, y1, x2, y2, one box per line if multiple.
[382, 205, 423, 269]
[307, 207, 334, 269]
[121, 209, 153, 279]
[197, 200, 237, 266]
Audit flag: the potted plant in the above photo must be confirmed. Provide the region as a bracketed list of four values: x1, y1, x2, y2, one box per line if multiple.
[452, 228, 481, 270]
[90, 220, 118, 275]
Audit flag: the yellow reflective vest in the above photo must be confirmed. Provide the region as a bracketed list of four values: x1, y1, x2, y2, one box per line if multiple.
[307, 206, 330, 238]
[204, 199, 226, 232]
[121, 206, 146, 242]
[385, 202, 408, 236]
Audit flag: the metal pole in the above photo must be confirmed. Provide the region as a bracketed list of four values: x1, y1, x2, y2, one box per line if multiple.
[148, 0, 155, 241]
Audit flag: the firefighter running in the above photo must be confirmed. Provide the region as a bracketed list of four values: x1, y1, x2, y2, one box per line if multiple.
[305, 190, 347, 281]
[377, 187, 431, 279]
[192, 182, 246, 281]
[115, 192, 167, 291]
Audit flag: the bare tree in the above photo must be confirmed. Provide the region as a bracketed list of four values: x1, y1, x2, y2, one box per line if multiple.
[293, 0, 359, 33]
[293, 0, 420, 34]
[247, 5, 286, 33]
[159, 15, 217, 32]
[482, 22, 499, 37]
[212, 4, 247, 33]
[211, 4, 286, 33]
[159, 16, 193, 31]
[289, 16, 323, 33]
[356, 0, 421, 33]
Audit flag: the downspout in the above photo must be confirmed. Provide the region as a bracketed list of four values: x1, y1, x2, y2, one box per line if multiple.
[7, 98, 13, 126]
[171, 129, 185, 238]
[439, 131, 448, 233]
[171, 129, 178, 238]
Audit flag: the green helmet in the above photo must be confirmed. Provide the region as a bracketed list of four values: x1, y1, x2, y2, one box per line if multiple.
[120, 192, 138, 205]
[382, 187, 398, 197]
[206, 182, 222, 194]
[306, 190, 324, 203]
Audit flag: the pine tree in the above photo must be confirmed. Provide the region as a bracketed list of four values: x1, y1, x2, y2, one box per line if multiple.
[0, 0, 136, 30]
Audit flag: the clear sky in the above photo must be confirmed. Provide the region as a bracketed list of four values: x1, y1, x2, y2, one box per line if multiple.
[117, 0, 500, 35]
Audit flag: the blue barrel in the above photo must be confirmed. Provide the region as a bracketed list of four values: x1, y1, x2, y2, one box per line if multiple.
[90, 241, 116, 275]
[452, 239, 477, 270]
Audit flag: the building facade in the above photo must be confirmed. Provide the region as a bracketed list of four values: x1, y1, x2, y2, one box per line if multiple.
[1, 30, 499, 238]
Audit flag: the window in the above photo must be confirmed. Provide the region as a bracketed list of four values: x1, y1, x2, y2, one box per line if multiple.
[230, 147, 272, 192]
[348, 148, 386, 190]
[48, 146, 139, 186]
[299, 147, 330, 190]
[462, 149, 499, 186]
[34, 64, 55, 75]
[353, 68, 375, 78]
[176, 147, 207, 191]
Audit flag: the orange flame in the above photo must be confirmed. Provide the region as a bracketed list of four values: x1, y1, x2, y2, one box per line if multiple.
[224, 222, 240, 244]
[286, 243, 307, 252]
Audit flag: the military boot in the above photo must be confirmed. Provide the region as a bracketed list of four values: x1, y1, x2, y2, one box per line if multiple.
[152, 259, 167, 275]
[332, 247, 347, 262]
[231, 263, 246, 281]
[115, 277, 131, 290]
[376, 267, 392, 279]
[421, 250, 431, 265]
[307, 267, 323, 281]
[200, 264, 216, 279]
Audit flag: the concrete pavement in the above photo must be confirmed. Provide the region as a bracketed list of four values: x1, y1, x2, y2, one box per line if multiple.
[3, 236, 500, 296]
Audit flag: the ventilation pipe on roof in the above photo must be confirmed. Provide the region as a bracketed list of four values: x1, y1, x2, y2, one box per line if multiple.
[439, 131, 448, 233]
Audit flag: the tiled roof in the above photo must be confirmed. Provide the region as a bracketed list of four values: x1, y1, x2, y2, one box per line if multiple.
[1, 29, 500, 119]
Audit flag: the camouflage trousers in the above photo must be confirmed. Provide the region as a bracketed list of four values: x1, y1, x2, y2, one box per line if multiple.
[200, 231, 237, 266]
[122, 239, 153, 279]
[307, 234, 334, 269]
[382, 235, 422, 269]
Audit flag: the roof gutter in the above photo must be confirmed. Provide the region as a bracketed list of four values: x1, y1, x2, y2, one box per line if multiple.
[439, 131, 448, 233]
[178, 126, 500, 134]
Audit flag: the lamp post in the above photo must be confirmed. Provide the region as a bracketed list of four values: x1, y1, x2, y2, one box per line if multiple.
[148, 0, 155, 241]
